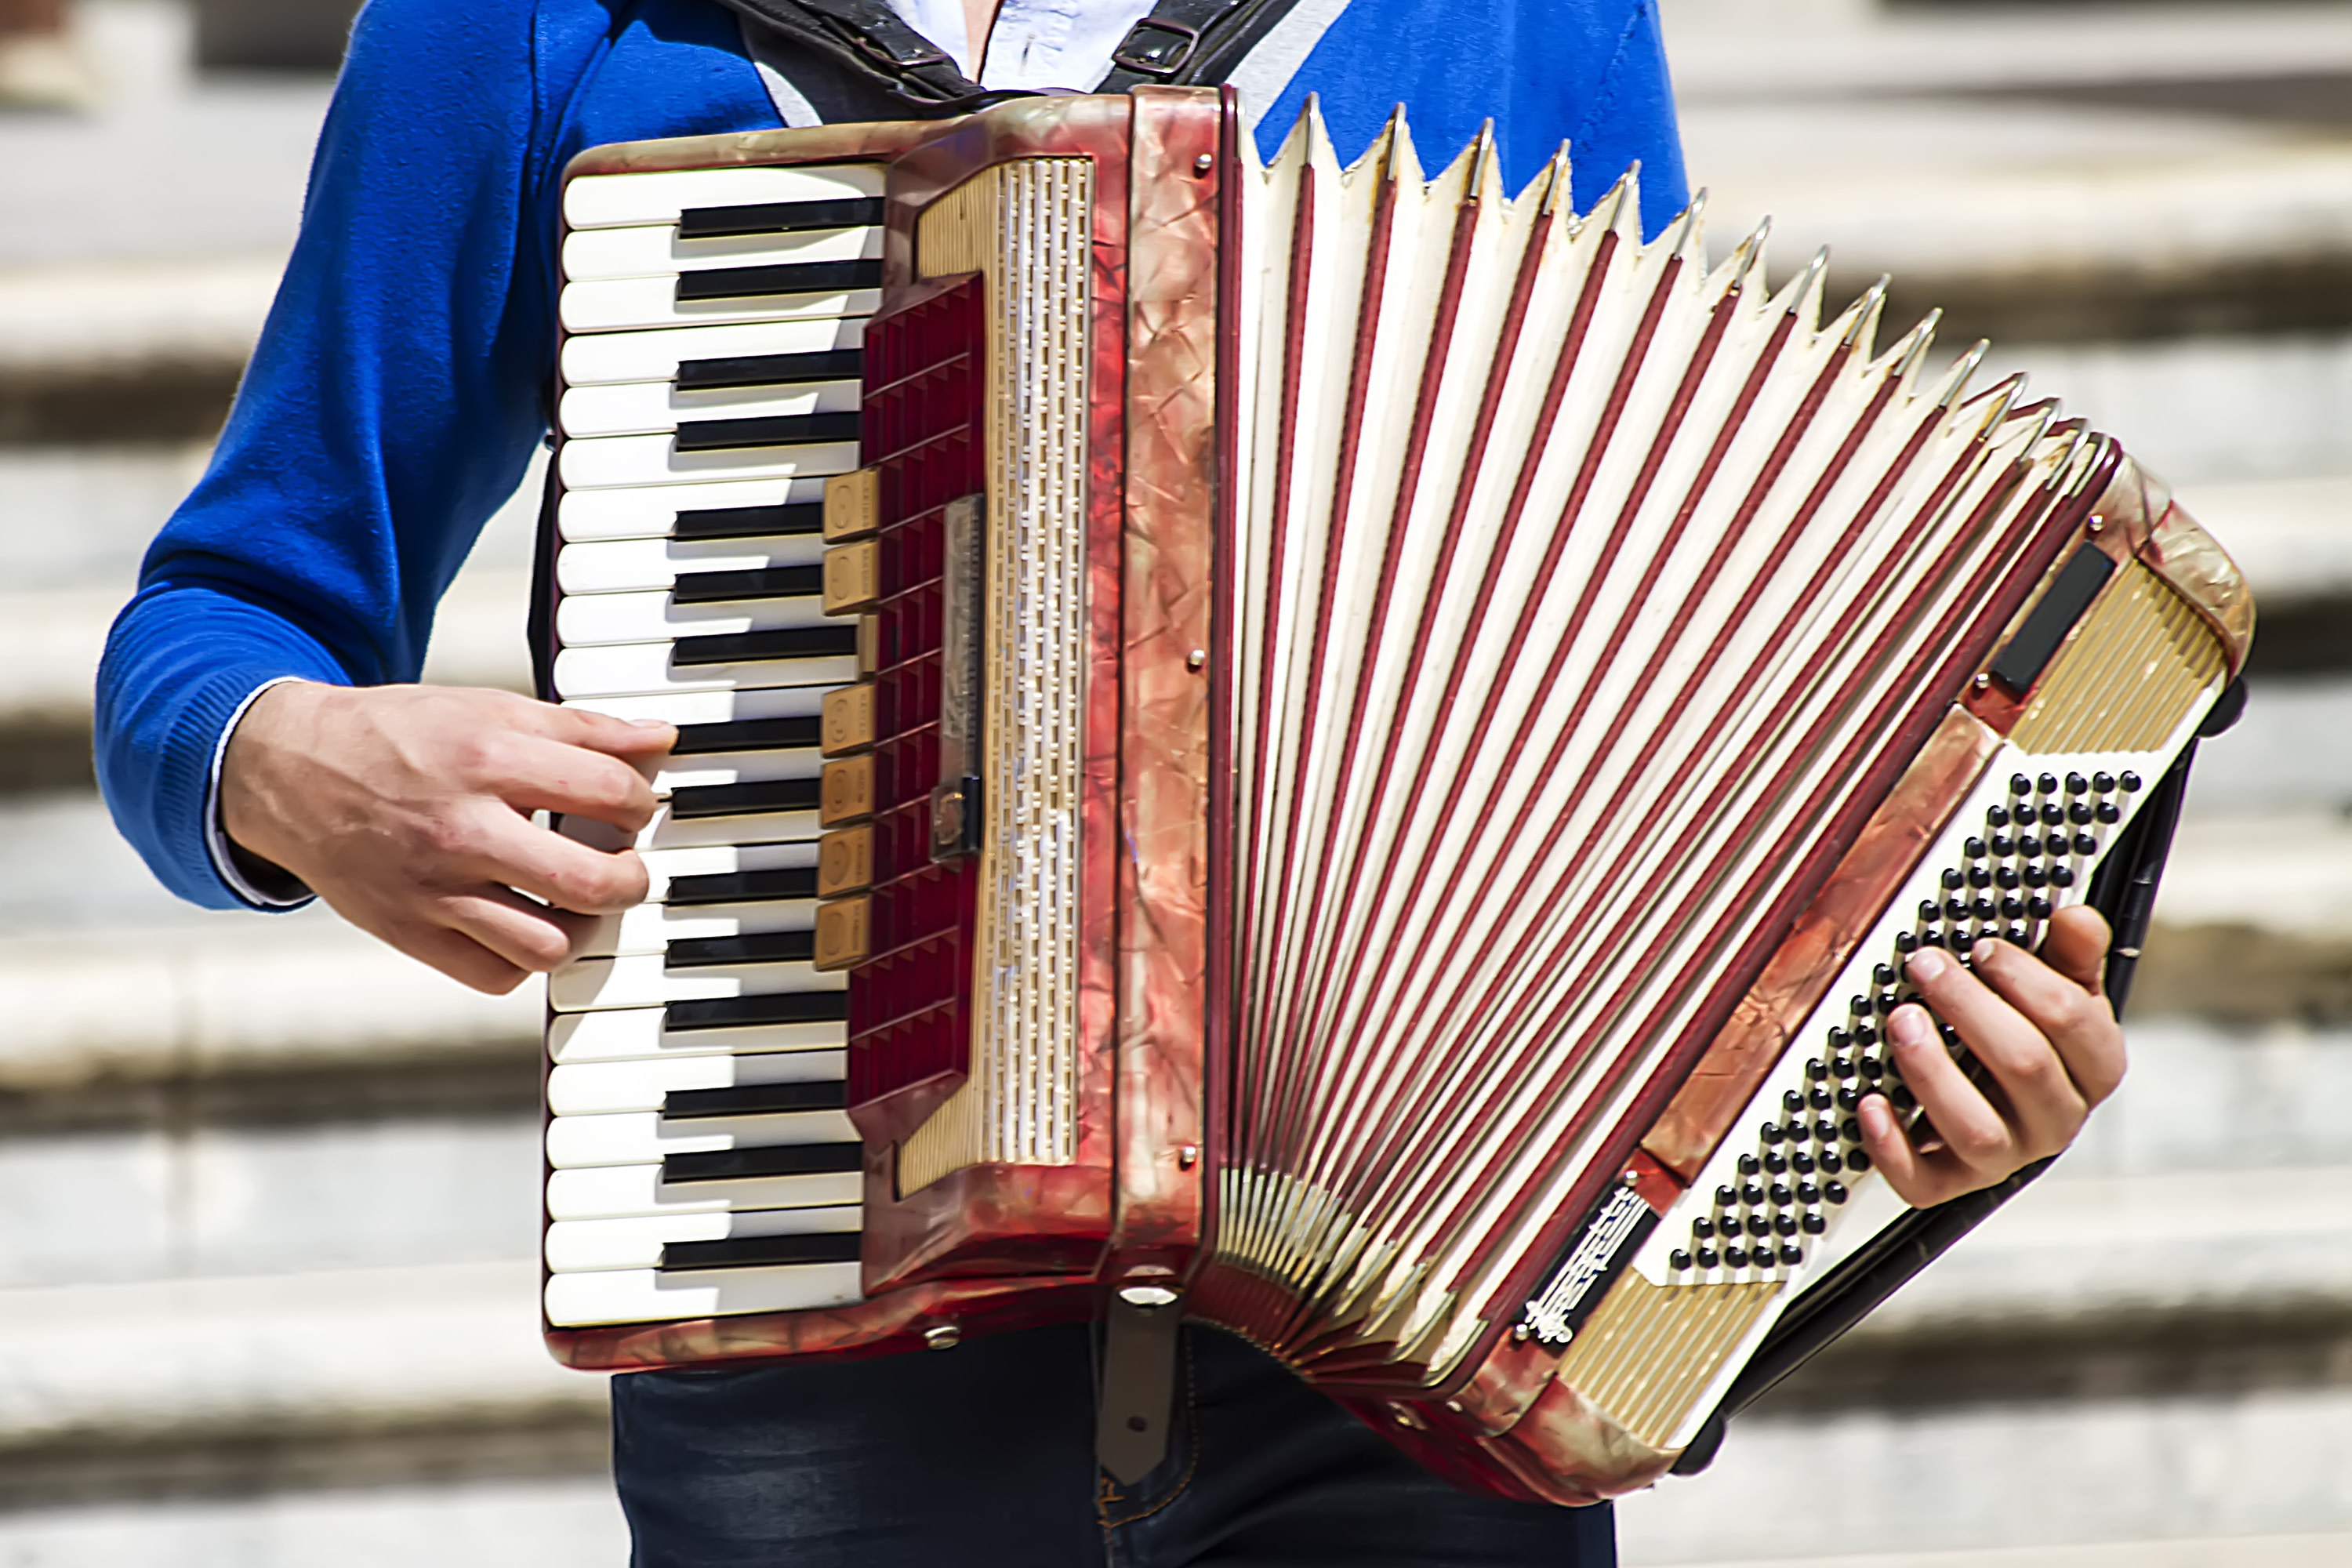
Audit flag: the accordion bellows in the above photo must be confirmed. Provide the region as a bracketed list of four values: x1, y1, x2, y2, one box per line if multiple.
[538, 89, 2252, 1504]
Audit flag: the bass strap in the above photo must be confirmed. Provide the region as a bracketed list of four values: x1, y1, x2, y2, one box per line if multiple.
[713, 0, 1312, 114]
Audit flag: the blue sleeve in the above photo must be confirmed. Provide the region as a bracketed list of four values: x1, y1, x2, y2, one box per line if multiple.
[1262, 0, 1689, 238]
[94, 0, 779, 910]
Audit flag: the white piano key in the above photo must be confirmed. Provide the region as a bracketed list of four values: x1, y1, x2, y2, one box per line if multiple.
[546, 1161, 862, 1221]
[546, 1204, 862, 1273]
[563, 163, 886, 230]
[561, 277, 880, 335]
[565, 686, 826, 729]
[551, 642, 855, 702]
[548, 1048, 844, 1116]
[557, 476, 829, 542]
[557, 430, 858, 490]
[561, 320, 865, 389]
[639, 837, 818, 889]
[560, 379, 859, 440]
[549, 952, 841, 1013]
[545, 1105, 857, 1167]
[645, 746, 822, 794]
[558, 535, 826, 594]
[548, 1004, 842, 1065]
[561, 223, 880, 283]
[556, 589, 828, 646]
[649, 747, 823, 799]
[574, 898, 818, 959]
[545, 1260, 863, 1327]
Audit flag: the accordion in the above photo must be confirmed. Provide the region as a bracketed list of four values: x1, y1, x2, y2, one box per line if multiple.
[532, 87, 2253, 1502]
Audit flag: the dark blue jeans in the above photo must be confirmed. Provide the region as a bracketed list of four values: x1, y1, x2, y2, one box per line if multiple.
[612, 1323, 1615, 1566]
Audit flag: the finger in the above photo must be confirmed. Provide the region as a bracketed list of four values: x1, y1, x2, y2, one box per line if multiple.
[1904, 946, 2089, 1156]
[452, 808, 651, 915]
[1972, 931, 2128, 1109]
[2038, 903, 2112, 997]
[377, 916, 532, 996]
[480, 734, 662, 831]
[430, 884, 597, 975]
[1881, 995, 2031, 1180]
[1856, 1090, 1941, 1206]
[525, 701, 678, 759]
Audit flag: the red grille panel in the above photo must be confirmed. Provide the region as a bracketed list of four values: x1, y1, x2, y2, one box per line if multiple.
[846, 276, 985, 1110]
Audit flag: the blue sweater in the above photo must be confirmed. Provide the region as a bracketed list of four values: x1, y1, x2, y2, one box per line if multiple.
[96, 0, 1688, 909]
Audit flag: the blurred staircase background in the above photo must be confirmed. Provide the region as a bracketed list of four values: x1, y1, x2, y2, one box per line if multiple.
[0, 1, 2346, 1562]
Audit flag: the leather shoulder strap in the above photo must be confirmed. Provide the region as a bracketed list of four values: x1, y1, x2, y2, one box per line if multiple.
[717, 0, 1312, 112]
[1095, 0, 1311, 93]
[714, 0, 1000, 114]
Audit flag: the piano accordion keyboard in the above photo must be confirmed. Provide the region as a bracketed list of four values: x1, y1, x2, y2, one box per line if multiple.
[542, 160, 887, 1328]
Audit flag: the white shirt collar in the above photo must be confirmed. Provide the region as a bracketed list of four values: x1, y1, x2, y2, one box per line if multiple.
[887, 0, 1162, 90]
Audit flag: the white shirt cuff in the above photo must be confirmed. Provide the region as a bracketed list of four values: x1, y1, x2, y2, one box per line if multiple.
[205, 675, 315, 909]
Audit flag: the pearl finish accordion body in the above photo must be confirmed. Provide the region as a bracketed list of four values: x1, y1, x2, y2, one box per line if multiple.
[533, 87, 2254, 1502]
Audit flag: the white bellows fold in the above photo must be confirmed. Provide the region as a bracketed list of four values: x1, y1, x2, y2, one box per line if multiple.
[1218, 104, 2098, 1369]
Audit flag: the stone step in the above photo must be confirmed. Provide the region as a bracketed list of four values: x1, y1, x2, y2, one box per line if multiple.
[1621, 1379, 2352, 1565]
[0, 1477, 622, 1568]
[0, 1260, 608, 1509]
[1636, 1540, 2352, 1568]
[1666, 3, 2352, 344]
[1664, 5, 2352, 101]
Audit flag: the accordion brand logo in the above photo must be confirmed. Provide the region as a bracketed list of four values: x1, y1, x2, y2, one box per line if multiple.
[1520, 1183, 1657, 1348]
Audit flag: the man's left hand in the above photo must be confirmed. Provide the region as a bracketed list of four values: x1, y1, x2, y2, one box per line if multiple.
[1860, 904, 2127, 1207]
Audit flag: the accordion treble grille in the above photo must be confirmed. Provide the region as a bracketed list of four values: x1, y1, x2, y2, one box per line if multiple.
[895, 158, 1091, 1192]
[2009, 561, 2227, 754]
[1552, 1276, 1781, 1449]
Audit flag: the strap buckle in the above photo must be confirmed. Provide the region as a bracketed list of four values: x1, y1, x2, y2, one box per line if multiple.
[851, 29, 953, 71]
[1110, 16, 1202, 78]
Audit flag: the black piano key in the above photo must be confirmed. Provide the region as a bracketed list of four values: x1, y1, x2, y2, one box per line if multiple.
[666, 867, 821, 906]
[675, 348, 865, 391]
[672, 717, 823, 756]
[673, 626, 858, 667]
[666, 929, 816, 969]
[672, 502, 826, 541]
[662, 1080, 847, 1119]
[665, 991, 848, 1032]
[662, 1141, 863, 1181]
[668, 778, 823, 821]
[676, 197, 885, 240]
[675, 260, 882, 303]
[660, 1230, 864, 1272]
[673, 412, 862, 453]
[670, 565, 823, 605]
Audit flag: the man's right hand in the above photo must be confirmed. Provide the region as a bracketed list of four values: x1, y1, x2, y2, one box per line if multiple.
[220, 681, 676, 994]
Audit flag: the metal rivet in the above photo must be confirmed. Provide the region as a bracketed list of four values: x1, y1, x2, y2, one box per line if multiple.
[924, 1323, 962, 1351]
[1971, 673, 1990, 692]
[1511, 1323, 1532, 1343]
[1118, 1283, 1181, 1308]
[1193, 152, 1214, 175]
[1178, 1144, 1200, 1170]
[2087, 514, 2106, 534]
[1185, 648, 1207, 671]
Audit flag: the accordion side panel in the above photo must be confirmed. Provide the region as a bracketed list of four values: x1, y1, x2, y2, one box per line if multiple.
[850, 94, 1138, 1293]
[1105, 85, 1225, 1278]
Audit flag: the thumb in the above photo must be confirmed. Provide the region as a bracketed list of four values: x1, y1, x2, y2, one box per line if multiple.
[2038, 903, 2111, 998]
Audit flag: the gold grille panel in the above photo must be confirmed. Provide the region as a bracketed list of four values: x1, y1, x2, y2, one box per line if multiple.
[2010, 561, 2227, 754]
[1555, 1276, 1781, 1449]
[898, 161, 1092, 1191]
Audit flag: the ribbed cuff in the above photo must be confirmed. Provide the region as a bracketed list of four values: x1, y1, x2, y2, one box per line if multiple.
[204, 674, 316, 909]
